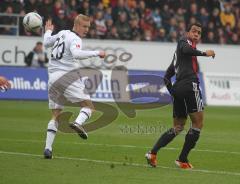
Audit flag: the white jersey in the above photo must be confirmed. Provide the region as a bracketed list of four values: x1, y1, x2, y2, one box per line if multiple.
[43, 30, 99, 77]
[44, 30, 97, 108]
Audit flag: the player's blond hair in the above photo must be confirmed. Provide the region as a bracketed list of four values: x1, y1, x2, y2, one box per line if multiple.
[74, 14, 90, 26]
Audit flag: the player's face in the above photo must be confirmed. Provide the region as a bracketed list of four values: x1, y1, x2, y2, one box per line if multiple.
[36, 44, 43, 52]
[76, 20, 90, 37]
[188, 25, 202, 43]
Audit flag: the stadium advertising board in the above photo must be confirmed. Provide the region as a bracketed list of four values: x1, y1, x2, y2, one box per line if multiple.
[0, 66, 129, 102]
[204, 73, 240, 106]
[128, 70, 171, 104]
[0, 36, 174, 70]
[88, 69, 130, 102]
[128, 70, 206, 104]
[0, 66, 206, 105]
[0, 36, 42, 66]
[0, 66, 48, 100]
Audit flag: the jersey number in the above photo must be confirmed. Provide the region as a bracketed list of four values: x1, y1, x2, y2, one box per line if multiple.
[51, 37, 65, 60]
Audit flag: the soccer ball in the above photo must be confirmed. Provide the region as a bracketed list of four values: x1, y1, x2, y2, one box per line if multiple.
[23, 12, 43, 32]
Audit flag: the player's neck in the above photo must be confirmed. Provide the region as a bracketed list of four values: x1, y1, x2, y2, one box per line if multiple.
[72, 29, 81, 37]
[187, 37, 197, 45]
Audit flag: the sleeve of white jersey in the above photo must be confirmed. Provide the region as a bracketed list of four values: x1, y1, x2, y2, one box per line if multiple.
[43, 30, 58, 48]
[70, 38, 100, 60]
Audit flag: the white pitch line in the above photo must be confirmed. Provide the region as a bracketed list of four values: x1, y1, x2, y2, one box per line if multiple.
[0, 138, 240, 155]
[71, 142, 240, 156]
[0, 150, 240, 177]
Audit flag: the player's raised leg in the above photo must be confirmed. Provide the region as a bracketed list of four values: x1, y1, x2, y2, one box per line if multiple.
[69, 100, 95, 139]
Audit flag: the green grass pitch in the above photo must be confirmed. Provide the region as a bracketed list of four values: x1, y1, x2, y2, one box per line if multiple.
[0, 100, 240, 184]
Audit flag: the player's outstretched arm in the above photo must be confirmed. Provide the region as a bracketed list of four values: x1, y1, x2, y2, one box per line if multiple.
[180, 41, 206, 56]
[71, 49, 105, 60]
[70, 40, 105, 60]
[43, 20, 57, 48]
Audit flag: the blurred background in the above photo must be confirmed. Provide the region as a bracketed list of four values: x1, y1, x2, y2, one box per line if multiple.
[0, 1, 240, 184]
[0, 0, 240, 44]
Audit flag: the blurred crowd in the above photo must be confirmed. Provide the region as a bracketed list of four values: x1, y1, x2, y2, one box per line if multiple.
[0, 0, 240, 44]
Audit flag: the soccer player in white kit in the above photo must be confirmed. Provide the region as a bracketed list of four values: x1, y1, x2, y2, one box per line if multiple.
[43, 14, 105, 159]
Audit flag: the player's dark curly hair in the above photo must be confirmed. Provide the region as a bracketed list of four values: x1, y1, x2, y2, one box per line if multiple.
[187, 22, 202, 32]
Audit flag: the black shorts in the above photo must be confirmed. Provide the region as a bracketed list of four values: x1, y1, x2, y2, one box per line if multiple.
[172, 81, 204, 118]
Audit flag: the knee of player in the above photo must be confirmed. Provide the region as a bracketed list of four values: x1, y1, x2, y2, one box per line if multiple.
[86, 106, 95, 113]
[191, 121, 204, 129]
[51, 109, 62, 120]
[195, 122, 204, 129]
[174, 125, 184, 134]
[90, 106, 95, 112]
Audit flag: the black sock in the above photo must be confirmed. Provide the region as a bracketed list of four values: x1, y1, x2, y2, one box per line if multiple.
[151, 128, 177, 154]
[178, 128, 200, 162]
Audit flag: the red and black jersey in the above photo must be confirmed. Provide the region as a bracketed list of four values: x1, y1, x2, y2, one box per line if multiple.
[164, 36, 207, 94]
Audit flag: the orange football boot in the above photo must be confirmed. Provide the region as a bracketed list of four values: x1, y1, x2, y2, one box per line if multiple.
[145, 152, 157, 167]
[175, 160, 193, 169]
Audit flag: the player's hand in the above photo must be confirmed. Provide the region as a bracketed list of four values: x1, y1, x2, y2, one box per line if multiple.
[0, 76, 11, 91]
[99, 51, 106, 58]
[45, 19, 54, 32]
[205, 50, 215, 58]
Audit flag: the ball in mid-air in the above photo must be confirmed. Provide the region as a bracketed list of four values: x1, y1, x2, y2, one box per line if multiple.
[23, 12, 43, 32]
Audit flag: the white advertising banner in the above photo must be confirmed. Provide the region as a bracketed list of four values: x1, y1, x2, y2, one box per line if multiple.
[0, 36, 174, 70]
[0, 36, 43, 66]
[1, 36, 239, 74]
[91, 69, 130, 102]
[204, 73, 240, 106]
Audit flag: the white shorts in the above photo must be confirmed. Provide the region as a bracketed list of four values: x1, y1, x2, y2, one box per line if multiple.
[48, 72, 90, 109]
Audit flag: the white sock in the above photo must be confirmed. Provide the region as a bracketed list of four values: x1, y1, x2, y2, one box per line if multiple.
[45, 120, 58, 151]
[75, 107, 92, 125]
